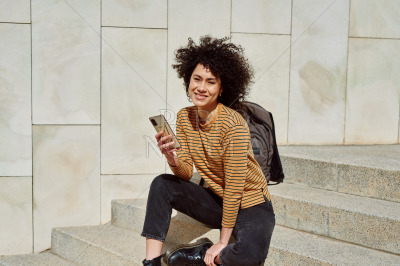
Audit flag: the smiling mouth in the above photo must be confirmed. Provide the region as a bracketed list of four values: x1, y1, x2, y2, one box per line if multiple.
[195, 93, 207, 100]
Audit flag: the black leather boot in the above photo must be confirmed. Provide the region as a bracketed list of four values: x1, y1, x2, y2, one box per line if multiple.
[163, 238, 213, 266]
[142, 254, 163, 266]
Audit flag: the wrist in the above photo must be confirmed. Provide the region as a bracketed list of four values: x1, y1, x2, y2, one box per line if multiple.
[167, 157, 178, 167]
[219, 226, 233, 246]
[218, 239, 229, 246]
[168, 161, 177, 167]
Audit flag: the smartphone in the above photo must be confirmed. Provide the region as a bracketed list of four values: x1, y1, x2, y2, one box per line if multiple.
[149, 115, 180, 149]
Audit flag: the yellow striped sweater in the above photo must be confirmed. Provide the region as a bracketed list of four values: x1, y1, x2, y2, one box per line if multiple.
[169, 103, 271, 228]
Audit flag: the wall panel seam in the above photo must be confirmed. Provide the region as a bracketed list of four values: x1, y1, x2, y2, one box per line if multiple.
[349, 36, 400, 41]
[0, 22, 31, 24]
[229, 0, 232, 38]
[100, 0, 103, 225]
[343, 0, 351, 144]
[101, 25, 167, 30]
[30, 0, 34, 253]
[230, 31, 291, 36]
[32, 124, 101, 126]
[286, 0, 294, 145]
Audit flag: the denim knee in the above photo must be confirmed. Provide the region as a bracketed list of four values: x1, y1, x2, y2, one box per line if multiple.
[149, 174, 175, 194]
[149, 174, 166, 192]
[220, 242, 266, 266]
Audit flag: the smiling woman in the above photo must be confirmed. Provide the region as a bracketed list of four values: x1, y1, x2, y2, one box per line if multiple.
[173, 36, 253, 111]
[141, 36, 275, 266]
[189, 64, 222, 123]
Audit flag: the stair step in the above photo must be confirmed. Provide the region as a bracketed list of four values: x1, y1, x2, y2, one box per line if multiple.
[279, 145, 400, 202]
[0, 252, 72, 266]
[6, 192, 398, 266]
[51, 224, 173, 265]
[269, 182, 400, 255]
[267, 225, 400, 266]
[2, 221, 398, 266]
[112, 197, 400, 265]
[111, 198, 147, 234]
[111, 198, 221, 244]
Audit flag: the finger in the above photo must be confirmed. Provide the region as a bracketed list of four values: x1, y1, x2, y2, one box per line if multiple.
[158, 135, 171, 148]
[159, 140, 175, 151]
[206, 253, 215, 266]
[204, 256, 210, 266]
[160, 145, 178, 157]
[210, 254, 217, 266]
[162, 134, 173, 143]
[159, 143, 170, 152]
[158, 134, 172, 145]
[155, 131, 164, 140]
[167, 148, 179, 153]
[204, 254, 209, 265]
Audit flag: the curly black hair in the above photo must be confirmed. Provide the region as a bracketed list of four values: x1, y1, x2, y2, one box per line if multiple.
[172, 36, 254, 109]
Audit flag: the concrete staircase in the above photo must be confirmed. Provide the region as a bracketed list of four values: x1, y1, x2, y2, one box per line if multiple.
[1, 145, 399, 265]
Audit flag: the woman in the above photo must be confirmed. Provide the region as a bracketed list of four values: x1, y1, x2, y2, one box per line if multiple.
[141, 36, 275, 266]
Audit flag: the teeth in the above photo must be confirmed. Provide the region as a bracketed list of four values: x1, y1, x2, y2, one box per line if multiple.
[195, 93, 206, 99]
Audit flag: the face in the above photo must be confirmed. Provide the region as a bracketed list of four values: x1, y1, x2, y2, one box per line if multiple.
[188, 64, 222, 112]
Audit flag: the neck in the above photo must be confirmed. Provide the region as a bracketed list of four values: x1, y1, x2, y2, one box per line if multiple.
[198, 103, 219, 124]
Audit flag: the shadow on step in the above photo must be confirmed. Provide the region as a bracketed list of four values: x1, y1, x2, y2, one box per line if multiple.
[166, 212, 235, 245]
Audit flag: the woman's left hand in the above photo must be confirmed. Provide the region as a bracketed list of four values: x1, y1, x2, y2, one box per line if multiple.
[204, 242, 226, 266]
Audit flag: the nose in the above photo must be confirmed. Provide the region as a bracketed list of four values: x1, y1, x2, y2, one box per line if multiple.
[197, 81, 207, 92]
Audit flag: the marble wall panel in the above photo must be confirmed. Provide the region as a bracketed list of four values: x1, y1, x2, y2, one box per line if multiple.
[231, 0, 292, 34]
[167, 0, 231, 120]
[0, 177, 32, 255]
[102, 0, 167, 28]
[32, 0, 100, 124]
[0, 24, 31, 176]
[0, 0, 30, 23]
[350, 0, 400, 39]
[101, 175, 153, 223]
[345, 38, 400, 144]
[101, 28, 167, 174]
[232, 33, 290, 145]
[288, 0, 349, 144]
[33, 125, 100, 252]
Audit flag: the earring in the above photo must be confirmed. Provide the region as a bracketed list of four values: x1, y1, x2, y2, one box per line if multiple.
[219, 92, 222, 97]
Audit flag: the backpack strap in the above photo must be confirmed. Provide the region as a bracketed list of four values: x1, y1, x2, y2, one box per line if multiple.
[268, 111, 284, 184]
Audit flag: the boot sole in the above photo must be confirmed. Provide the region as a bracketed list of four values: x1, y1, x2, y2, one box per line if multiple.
[163, 237, 213, 265]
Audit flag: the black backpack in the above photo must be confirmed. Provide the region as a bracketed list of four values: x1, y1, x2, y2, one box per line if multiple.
[236, 101, 284, 184]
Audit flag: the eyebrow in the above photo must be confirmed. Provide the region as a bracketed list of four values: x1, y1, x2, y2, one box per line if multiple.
[192, 74, 218, 81]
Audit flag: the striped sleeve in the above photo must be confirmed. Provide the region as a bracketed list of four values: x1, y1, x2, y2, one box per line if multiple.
[221, 124, 250, 227]
[168, 110, 193, 181]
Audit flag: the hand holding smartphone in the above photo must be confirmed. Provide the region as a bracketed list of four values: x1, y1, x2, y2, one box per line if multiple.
[149, 115, 180, 149]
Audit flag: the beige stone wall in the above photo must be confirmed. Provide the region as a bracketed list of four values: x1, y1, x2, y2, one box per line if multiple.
[0, 0, 399, 255]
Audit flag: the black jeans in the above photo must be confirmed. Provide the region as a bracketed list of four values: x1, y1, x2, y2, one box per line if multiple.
[141, 174, 275, 266]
